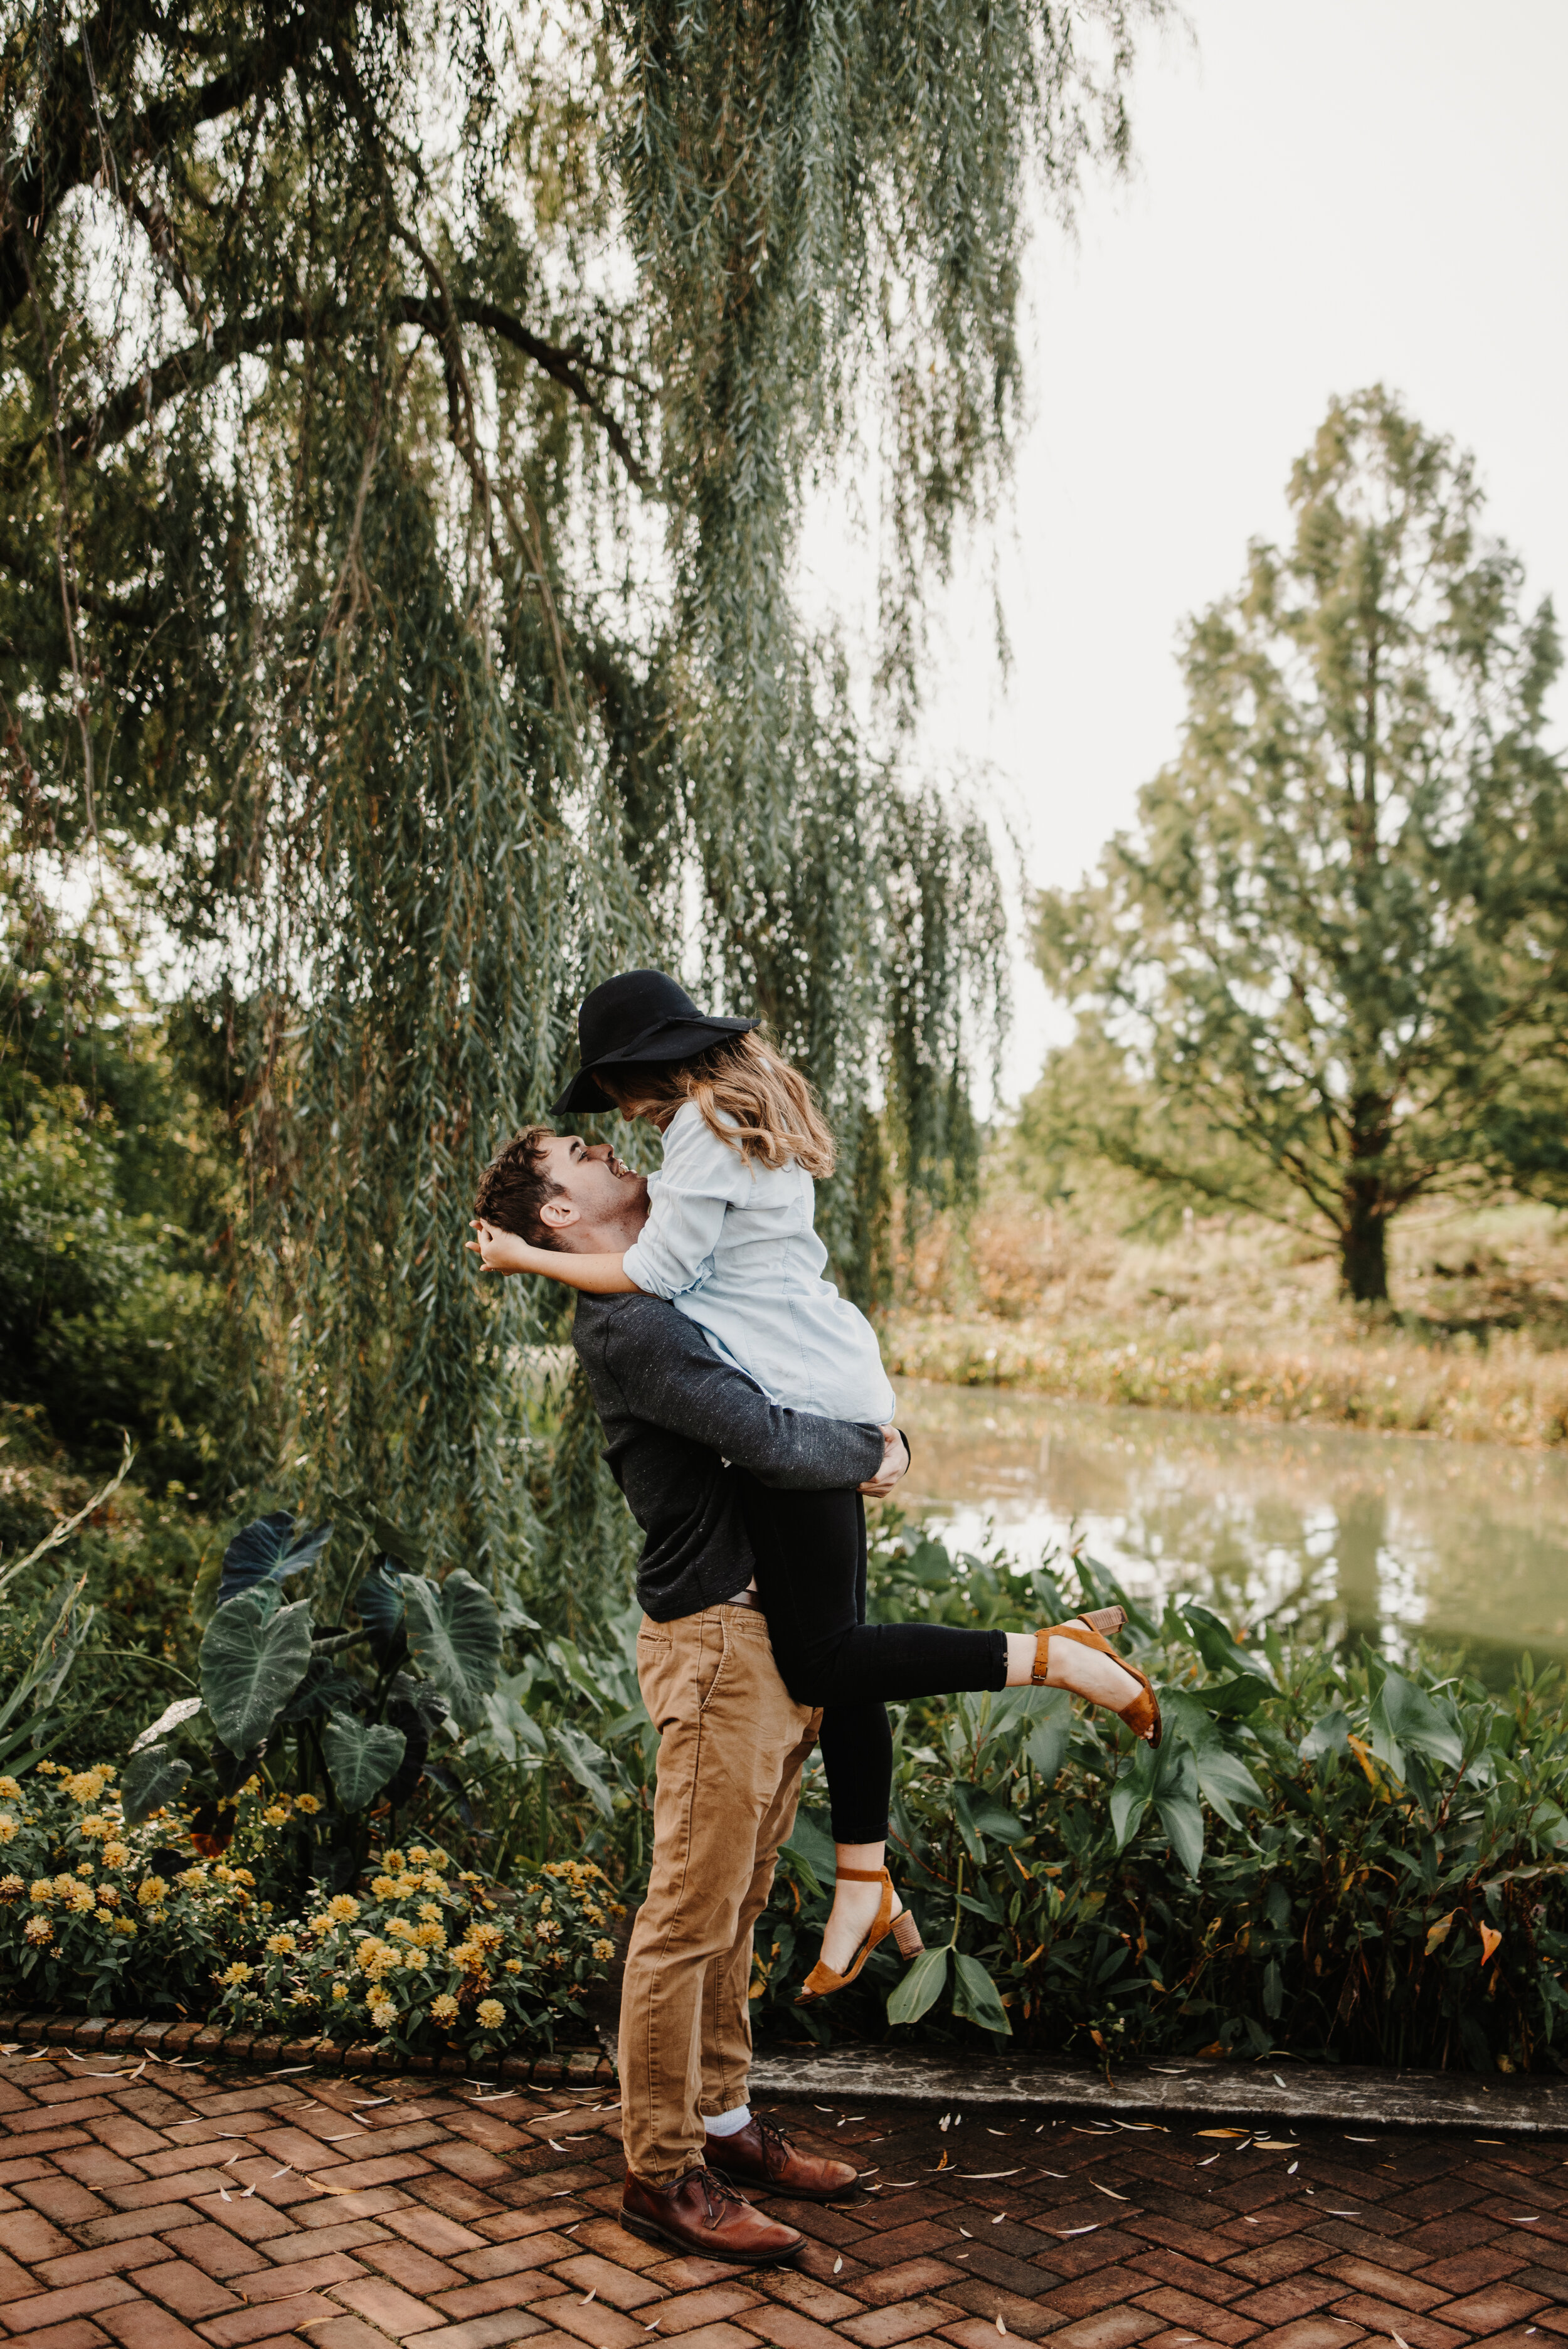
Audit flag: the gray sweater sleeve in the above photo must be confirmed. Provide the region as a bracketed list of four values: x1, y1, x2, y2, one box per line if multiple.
[595, 1295, 885, 1490]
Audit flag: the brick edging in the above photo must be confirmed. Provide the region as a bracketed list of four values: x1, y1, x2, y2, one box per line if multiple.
[0, 2005, 615, 2083]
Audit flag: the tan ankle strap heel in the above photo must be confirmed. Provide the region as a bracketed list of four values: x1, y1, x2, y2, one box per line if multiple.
[1032, 1617, 1162, 1747]
[797, 1866, 925, 2002]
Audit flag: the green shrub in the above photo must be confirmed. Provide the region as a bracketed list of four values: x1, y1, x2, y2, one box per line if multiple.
[0, 1762, 616, 2052]
[748, 1534, 1568, 2072]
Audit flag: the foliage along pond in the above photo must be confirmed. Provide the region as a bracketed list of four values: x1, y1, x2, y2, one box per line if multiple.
[894, 1381, 1568, 1678]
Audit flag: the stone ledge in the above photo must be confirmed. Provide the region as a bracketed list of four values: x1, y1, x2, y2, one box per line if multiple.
[0, 2005, 616, 2084]
[750, 2043, 1568, 2136]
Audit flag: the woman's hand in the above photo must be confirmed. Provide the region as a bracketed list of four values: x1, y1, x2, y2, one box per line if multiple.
[858, 1424, 909, 1499]
[467, 1218, 550, 1275]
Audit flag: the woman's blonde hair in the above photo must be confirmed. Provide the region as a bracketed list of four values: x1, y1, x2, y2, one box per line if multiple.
[604, 1029, 836, 1177]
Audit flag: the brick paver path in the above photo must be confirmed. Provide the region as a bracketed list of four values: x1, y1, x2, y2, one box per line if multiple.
[2, 2047, 1565, 2349]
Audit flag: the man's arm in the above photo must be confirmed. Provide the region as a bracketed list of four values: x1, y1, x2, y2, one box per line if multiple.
[592, 1294, 887, 1491]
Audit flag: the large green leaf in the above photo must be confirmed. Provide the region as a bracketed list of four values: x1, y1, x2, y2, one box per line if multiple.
[1153, 1746, 1205, 1879]
[323, 1712, 406, 1810]
[951, 1949, 1012, 2035]
[199, 1591, 313, 1754]
[887, 1944, 949, 2026]
[218, 1511, 333, 1606]
[122, 1743, 192, 1826]
[402, 1570, 502, 1726]
[1370, 1669, 1463, 1776]
[1023, 1687, 1073, 1782]
[554, 1723, 616, 1820]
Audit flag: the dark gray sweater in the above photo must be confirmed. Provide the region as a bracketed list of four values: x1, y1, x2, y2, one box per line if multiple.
[571, 1291, 885, 1620]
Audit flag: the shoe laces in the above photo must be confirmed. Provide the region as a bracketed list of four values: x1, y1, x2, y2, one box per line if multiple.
[689, 2167, 746, 2222]
[753, 2114, 795, 2165]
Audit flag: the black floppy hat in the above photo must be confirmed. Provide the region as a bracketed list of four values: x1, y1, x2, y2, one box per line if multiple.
[551, 970, 758, 1115]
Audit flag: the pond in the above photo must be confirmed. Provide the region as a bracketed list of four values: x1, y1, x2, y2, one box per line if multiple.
[893, 1381, 1568, 1678]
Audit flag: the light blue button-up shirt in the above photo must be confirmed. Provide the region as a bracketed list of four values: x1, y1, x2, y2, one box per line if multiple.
[620, 1101, 896, 1423]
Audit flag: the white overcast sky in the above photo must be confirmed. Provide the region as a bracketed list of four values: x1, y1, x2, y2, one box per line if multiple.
[801, 0, 1568, 1107]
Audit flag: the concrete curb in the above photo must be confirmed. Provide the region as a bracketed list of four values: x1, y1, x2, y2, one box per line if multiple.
[750, 2044, 1568, 2136]
[7, 2007, 1564, 2138]
[0, 2005, 615, 2084]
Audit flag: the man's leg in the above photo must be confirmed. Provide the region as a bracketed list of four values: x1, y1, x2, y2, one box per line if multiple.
[698, 1685, 820, 2123]
[618, 1606, 815, 2192]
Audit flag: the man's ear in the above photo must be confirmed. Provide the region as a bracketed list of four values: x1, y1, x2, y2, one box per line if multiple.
[538, 1194, 577, 1232]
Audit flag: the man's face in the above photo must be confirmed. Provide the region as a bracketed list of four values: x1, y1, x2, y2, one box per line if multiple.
[536, 1134, 648, 1243]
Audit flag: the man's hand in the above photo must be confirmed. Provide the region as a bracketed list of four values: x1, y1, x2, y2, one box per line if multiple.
[467, 1217, 535, 1274]
[857, 1424, 909, 1500]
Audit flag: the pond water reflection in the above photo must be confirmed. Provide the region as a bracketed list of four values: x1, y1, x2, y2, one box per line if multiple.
[894, 1381, 1568, 1677]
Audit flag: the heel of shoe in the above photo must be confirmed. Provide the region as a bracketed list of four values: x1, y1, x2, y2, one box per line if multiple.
[1079, 1604, 1126, 1636]
[891, 1908, 924, 1959]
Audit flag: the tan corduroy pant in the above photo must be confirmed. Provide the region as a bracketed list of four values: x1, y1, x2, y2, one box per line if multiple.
[618, 1602, 821, 2185]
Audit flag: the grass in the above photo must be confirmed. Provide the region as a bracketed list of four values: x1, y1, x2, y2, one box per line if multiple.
[886, 1190, 1568, 1450]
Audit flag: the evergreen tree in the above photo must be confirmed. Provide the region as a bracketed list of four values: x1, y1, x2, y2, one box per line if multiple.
[1036, 389, 1568, 1305]
[1, 0, 1152, 1562]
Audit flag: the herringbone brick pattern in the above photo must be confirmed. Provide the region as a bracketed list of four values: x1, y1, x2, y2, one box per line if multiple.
[1, 2047, 1564, 2349]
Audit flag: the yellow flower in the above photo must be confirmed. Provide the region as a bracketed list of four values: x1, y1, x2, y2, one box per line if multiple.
[458, 1871, 482, 1887]
[382, 1850, 406, 1873]
[538, 1897, 553, 1916]
[176, 1866, 206, 1890]
[475, 1998, 505, 2029]
[265, 1932, 298, 1956]
[295, 1793, 321, 1815]
[64, 1768, 110, 1803]
[583, 1905, 604, 1926]
[214, 1864, 235, 1882]
[101, 1842, 130, 1870]
[328, 1894, 360, 1922]
[65, 1884, 95, 1914]
[232, 1868, 256, 1888]
[0, 1874, 23, 1899]
[371, 1877, 400, 1901]
[430, 1992, 460, 2023]
[0, 1816, 16, 1844]
[412, 1922, 446, 1949]
[77, 1815, 113, 1840]
[536, 1919, 561, 1945]
[112, 1916, 138, 1937]
[332, 1983, 349, 2000]
[420, 1872, 446, 1894]
[408, 1847, 432, 1865]
[262, 1805, 290, 1826]
[30, 1879, 55, 1904]
[96, 1885, 121, 1910]
[220, 1961, 253, 1986]
[370, 2005, 397, 2035]
[417, 1902, 442, 1924]
[469, 1921, 504, 1952]
[385, 1918, 414, 1943]
[36, 1760, 60, 1774]
[401, 1947, 428, 1972]
[23, 1915, 52, 1944]
[53, 1873, 78, 1897]
[592, 1939, 615, 1961]
[503, 1958, 523, 1974]
[0, 1776, 21, 1800]
[137, 1877, 171, 1907]
[307, 1913, 334, 1938]
[76, 1861, 95, 1877]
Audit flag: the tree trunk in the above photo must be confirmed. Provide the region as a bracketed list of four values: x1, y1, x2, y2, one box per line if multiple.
[1340, 1188, 1389, 1303]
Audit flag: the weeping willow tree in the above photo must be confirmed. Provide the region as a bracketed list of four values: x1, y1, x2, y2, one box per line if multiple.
[1, 0, 1157, 1573]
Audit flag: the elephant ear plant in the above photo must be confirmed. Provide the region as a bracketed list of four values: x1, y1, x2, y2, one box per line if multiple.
[122, 1497, 504, 1893]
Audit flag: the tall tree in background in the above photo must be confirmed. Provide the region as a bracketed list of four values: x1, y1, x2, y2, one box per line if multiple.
[1, 0, 1152, 1564]
[1036, 388, 1568, 1305]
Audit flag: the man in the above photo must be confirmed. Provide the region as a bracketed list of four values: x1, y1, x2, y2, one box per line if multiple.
[472, 1126, 909, 2266]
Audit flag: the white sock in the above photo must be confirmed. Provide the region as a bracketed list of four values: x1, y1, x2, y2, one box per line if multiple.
[703, 2104, 751, 2138]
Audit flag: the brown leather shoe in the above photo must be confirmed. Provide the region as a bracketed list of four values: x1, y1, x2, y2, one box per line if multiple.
[706, 2113, 859, 2202]
[621, 2167, 802, 2265]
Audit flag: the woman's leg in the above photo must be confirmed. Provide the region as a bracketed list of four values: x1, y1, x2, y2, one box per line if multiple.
[738, 1477, 1010, 1705]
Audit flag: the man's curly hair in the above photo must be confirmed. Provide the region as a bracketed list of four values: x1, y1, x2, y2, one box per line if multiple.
[473, 1126, 564, 1248]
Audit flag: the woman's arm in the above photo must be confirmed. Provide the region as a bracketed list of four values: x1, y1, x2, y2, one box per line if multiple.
[468, 1220, 641, 1295]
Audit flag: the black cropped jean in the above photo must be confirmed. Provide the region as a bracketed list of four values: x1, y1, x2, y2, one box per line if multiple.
[735, 1474, 1008, 1845]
